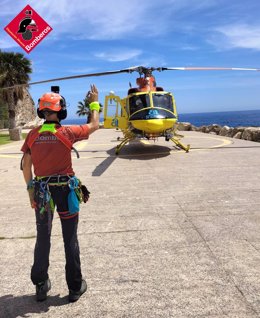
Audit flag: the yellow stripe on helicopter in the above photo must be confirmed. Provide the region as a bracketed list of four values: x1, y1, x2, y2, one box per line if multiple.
[130, 118, 177, 133]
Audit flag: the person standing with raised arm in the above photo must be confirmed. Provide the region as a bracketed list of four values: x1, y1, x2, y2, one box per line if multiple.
[21, 84, 100, 302]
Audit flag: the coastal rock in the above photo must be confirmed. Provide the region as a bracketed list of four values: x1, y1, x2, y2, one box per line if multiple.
[208, 124, 222, 134]
[200, 125, 209, 133]
[177, 122, 260, 143]
[233, 132, 242, 139]
[191, 125, 200, 132]
[242, 127, 260, 142]
[252, 128, 260, 142]
[219, 125, 233, 136]
[241, 128, 253, 140]
[177, 122, 192, 131]
[231, 127, 246, 138]
[197, 126, 210, 134]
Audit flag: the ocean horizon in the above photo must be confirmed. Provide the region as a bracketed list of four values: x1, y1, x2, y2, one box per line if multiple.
[63, 109, 260, 128]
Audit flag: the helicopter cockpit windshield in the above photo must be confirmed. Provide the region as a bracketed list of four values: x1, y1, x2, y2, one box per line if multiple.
[129, 92, 176, 120]
[152, 93, 173, 111]
[129, 94, 150, 114]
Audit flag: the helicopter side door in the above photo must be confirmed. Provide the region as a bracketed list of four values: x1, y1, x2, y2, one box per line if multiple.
[104, 94, 128, 129]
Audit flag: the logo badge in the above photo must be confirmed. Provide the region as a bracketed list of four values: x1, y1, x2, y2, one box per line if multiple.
[4, 5, 52, 53]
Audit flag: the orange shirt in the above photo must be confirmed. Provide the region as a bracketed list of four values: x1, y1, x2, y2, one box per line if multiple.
[21, 124, 89, 176]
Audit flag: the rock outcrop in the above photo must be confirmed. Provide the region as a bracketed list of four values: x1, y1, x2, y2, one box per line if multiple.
[23, 117, 44, 129]
[177, 122, 260, 142]
[16, 88, 36, 127]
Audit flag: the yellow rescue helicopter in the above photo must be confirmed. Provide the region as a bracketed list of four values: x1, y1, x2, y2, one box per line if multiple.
[103, 66, 188, 154]
[4, 65, 260, 154]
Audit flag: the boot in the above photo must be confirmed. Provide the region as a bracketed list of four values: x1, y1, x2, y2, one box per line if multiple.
[68, 279, 87, 302]
[36, 278, 51, 301]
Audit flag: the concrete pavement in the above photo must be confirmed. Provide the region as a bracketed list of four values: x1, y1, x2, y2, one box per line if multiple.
[0, 129, 260, 317]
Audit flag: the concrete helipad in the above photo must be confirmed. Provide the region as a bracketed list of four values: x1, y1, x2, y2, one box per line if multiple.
[0, 129, 260, 317]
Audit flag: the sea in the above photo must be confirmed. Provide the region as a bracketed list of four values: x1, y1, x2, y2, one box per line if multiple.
[178, 109, 260, 127]
[63, 109, 260, 128]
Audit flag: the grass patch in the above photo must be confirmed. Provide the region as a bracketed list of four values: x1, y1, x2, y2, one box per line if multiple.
[0, 133, 27, 145]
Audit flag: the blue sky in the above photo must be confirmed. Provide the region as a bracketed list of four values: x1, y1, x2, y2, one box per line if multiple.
[1, 0, 260, 118]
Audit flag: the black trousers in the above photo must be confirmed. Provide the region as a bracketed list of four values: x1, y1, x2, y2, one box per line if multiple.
[31, 184, 82, 291]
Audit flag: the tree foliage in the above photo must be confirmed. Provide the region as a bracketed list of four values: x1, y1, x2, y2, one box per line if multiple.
[76, 98, 90, 117]
[76, 98, 103, 124]
[0, 50, 32, 130]
[0, 95, 8, 128]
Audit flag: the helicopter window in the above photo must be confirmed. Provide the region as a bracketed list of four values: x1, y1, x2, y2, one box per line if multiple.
[152, 94, 173, 111]
[129, 94, 150, 114]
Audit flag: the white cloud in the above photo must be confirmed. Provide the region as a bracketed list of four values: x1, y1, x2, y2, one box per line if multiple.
[166, 0, 217, 12]
[94, 49, 142, 62]
[68, 67, 99, 74]
[0, 0, 218, 41]
[0, 0, 144, 38]
[211, 24, 260, 50]
[0, 35, 18, 49]
[2, 0, 259, 59]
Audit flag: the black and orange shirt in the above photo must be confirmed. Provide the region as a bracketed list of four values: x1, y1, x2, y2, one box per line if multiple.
[21, 123, 89, 176]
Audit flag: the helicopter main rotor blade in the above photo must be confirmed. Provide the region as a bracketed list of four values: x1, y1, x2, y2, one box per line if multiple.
[1, 66, 140, 90]
[2, 65, 259, 90]
[161, 67, 260, 71]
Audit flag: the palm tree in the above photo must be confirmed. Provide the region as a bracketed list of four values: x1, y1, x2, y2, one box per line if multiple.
[76, 98, 90, 117]
[0, 96, 8, 129]
[0, 50, 32, 139]
[76, 98, 103, 124]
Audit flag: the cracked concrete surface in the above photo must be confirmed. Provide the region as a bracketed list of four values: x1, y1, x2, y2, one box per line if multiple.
[0, 129, 260, 317]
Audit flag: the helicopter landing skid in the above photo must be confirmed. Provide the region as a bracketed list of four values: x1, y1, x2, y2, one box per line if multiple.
[115, 137, 131, 155]
[115, 131, 136, 155]
[170, 137, 190, 152]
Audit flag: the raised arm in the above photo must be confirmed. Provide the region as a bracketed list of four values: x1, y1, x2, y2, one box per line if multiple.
[86, 84, 100, 135]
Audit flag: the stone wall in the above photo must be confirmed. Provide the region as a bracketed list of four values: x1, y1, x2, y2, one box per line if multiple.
[177, 122, 260, 142]
[15, 88, 37, 126]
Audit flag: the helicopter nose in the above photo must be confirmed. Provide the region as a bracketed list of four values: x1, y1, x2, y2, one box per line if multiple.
[131, 118, 176, 133]
[143, 119, 165, 132]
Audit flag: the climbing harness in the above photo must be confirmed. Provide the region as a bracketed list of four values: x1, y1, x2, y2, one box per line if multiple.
[38, 177, 55, 215]
[36, 177, 54, 234]
[31, 175, 90, 215]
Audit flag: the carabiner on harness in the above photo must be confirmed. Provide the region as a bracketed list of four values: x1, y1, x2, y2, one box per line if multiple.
[67, 176, 80, 214]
